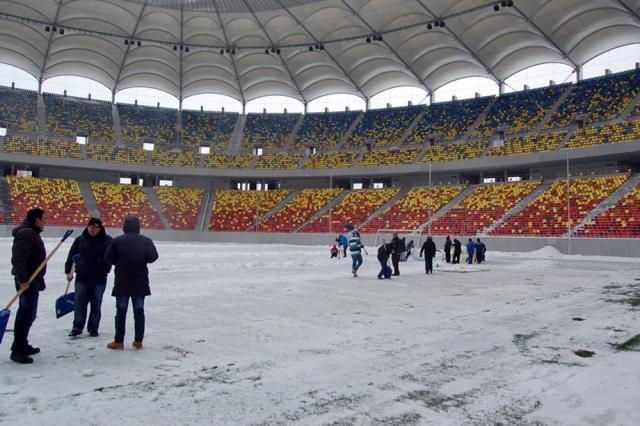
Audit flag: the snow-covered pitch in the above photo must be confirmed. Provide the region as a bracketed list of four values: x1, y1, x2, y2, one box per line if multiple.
[1, 239, 639, 425]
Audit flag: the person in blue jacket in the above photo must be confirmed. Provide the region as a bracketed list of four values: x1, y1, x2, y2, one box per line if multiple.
[337, 234, 348, 257]
[466, 238, 475, 264]
[345, 224, 364, 277]
[474, 238, 486, 264]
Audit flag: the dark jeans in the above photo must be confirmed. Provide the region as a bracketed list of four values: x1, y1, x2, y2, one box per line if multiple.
[425, 257, 433, 274]
[115, 296, 145, 343]
[467, 252, 474, 264]
[377, 258, 387, 279]
[391, 254, 400, 275]
[343, 246, 347, 257]
[453, 251, 460, 264]
[11, 280, 39, 354]
[351, 253, 363, 271]
[73, 276, 107, 332]
[445, 250, 451, 263]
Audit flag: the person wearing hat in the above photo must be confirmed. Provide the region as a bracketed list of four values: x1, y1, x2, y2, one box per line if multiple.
[64, 217, 112, 337]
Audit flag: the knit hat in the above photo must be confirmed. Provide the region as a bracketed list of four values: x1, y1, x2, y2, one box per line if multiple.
[87, 217, 103, 228]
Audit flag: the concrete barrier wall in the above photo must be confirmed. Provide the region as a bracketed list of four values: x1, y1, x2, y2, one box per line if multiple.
[2, 225, 639, 258]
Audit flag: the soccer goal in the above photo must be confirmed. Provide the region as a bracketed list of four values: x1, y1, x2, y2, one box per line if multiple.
[373, 228, 422, 260]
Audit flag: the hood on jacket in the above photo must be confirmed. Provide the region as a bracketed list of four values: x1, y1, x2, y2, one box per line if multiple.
[122, 216, 140, 234]
[12, 221, 41, 236]
[82, 225, 107, 240]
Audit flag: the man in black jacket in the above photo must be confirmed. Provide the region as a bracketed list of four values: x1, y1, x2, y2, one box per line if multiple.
[452, 238, 462, 264]
[390, 233, 403, 276]
[444, 236, 452, 263]
[65, 218, 112, 337]
[104, 216, 158, 350]
[10, 208, 46, 364]
[420, 236, 437, 274]
[376, 242, 391, 279]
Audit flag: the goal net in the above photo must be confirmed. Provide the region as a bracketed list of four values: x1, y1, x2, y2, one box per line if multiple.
[373, 229, 422, 260]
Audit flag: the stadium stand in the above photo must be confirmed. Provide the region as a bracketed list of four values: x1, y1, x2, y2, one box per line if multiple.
[575, 183, 640, 238]
[204, 153, 228, 168]
[3, 136, 82, 159]
[357, 148, 422, 167]
[119, 104, 177, 145]
[154, 186, 204, 230]
[227, 154, 253, 169]
[492, 175, 628, 236]
[255, 154, 303, 169]
[259, 188, 343, 232]
[294, 111, 359, 149]
[546, 70, 640, 128]
[181, 110, 237, 148]
[153, 150, 199, 168]
[431, 181, 540, 235]
[209, 189, 293, 231]
[86, 144, 114, 162]
[113, 146, 148, 165]
[7, 176, 90, 226]
[91, 181, 164, 229]
[44, 94, 115, 141]
[361, 185, 466, 233]
[300, 188, 401, 233]
[347, 105, 423, 148]
[419, 140, 488, 163]
[564, 121, 640, 149]
[407, 97, 491, 143]
[486, 132, 566, 157]
[243, 113, 300, 149]
[0, 86, 37, 133]
[303, 152, 358, 169]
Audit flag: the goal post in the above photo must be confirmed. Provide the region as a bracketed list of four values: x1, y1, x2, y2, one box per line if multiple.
[373, 228, 422, 260]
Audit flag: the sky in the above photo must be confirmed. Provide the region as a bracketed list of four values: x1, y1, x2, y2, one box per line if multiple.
[0, 44, 638, 113]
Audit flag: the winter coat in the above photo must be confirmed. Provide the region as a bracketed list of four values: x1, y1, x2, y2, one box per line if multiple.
[377, 244, 389, 262]
[420, 239, 437, 258]
[348, 230, 363, 254]
[65, 227, 112, 279]
[104, 217, 159, 297]
[466, 241, 475, 254]
[444, 238, 452, 252]
[337, 234, 348, 247]
[390, 237, 403, 255]
[11, 222, 47, 290]
[453, 239, 462, 254]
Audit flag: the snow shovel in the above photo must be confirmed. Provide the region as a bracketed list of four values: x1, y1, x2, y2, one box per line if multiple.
[0, 229, 73, 345]
[55, 254, 80, 319]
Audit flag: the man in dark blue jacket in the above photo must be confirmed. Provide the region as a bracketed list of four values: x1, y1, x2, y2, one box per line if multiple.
[10, 208, 46, 364]
[65, 218, 112, 337]
[104, 216, 158, 350]
[466, 239, 475, 264]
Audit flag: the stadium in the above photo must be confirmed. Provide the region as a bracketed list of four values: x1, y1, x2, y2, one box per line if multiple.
[0, 0, 639, 424]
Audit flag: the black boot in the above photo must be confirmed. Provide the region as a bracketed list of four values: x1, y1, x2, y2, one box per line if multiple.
[10, 352, 34, 364]
[68, 329, 82, 337]
[25, 345, 40, 355]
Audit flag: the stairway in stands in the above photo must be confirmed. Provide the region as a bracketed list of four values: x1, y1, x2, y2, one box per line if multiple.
[0, 177, 13, 224]
[227, 115, 247, 152]
[78, 181, 101, 218]
[358, 186, 412, 229]
[417, 184, 477, 233]
[248, 189, 301, 231]
[143, 187, 170, 230]
[293, 189, 349, 233]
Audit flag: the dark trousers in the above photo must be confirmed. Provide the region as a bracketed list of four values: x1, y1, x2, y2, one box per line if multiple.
[351, 253, 363, 271]
[425, 257, 433, 274]
[342, 246, 347, 257]
[377, 259, 387, 279]
[73, 276, 107, 332]
[330, 252, 338, 259]
[467, 252, 474, 264]
[115, 296, 145, 343]
[453, 251, 460, 264]
[445, 250, 451, 263]
[391, 254, 400, 275]
[11, 280, 39, 354]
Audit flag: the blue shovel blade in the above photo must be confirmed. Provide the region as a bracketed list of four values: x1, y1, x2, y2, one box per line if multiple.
[55, 293, 75, 319]
[0, 308, 10, 345]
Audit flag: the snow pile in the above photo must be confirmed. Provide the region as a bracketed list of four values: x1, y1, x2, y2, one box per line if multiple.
[526, 245, 564, 258]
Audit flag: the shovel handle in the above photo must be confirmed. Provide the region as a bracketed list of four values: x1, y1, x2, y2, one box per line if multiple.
[4, 229, 73, 310]
[64, 263, 76, 295]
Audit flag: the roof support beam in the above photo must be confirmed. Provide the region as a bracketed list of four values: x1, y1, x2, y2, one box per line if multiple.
[239, 0, 307, 104]
[178, 6, 184, 109]
[615, 0, 640, 24]
[38, 0, 64, 88]
[271, 0, 368, 100]
[213, 4, 246, 106]
[338, 0, 433, 96]
[113, 2, 148, 96]
[414, 0, 501, 84]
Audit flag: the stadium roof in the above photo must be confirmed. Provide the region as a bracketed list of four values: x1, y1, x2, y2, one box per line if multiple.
[1, 0, 639, 103]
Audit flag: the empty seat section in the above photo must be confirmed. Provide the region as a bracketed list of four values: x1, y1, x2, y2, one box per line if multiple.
[87, 144, 114, 162]
[0, 86, 37, 133]
[473, 86, 565, 137]
[303, 152, 357, 169]
[487, 132, 566, 157]
[255, 154, 303, 169]
[205, 153, 228, 168]
[419, 141, 487, 163]
[153, 150, 199, 167]
[565, 120, 640, 149]
[431, 181, 540, 235]
[294, 111, 359, 149]
[118, 104, 177, 145]
[361, 185, 465, 233]
[408, 97, 490, 143]
[154, 186, 204, 230]
[181, 110, 237, 148]
[547, 70, 640, 128]
[357, 148, 421, 167]
[347, 106, 423, 148]
[44, 94, 115, 141]
[300, 188, 401, 233]
[576, 184, 640, 238]
[7, 176, 90, 226]
[209, 189, 293, 231]
[113, 146, 147, 164]
[91, 181, 164, 229]
[4, 136, 82, 159]
[259, 188, 343, 232]
[492, 175, 628, 236]
[243, 113, 299, 149]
